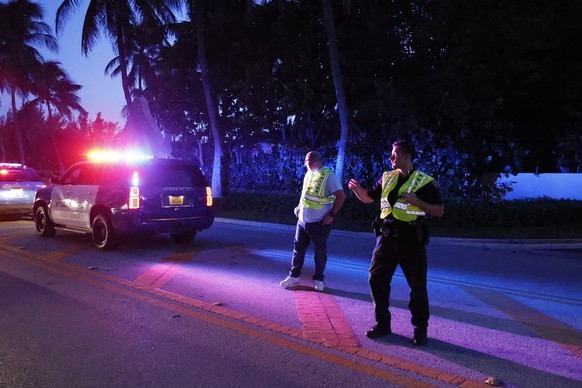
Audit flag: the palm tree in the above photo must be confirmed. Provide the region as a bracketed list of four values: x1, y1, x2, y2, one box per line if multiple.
[55, 0, 180, 109]
[30, 61, 85, 120]
[104, 18, 167, 96]
[321, 0, 349, 183]
[28, 60, 86, 170]
[186, 0, 223, 197]
[0, 0, 57, 165]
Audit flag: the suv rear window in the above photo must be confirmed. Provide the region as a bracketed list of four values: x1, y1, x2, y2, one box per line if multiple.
[138, 164, 206, 187]
[100, 161, 206, 187]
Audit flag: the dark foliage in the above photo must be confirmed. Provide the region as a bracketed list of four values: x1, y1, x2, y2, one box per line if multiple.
[2, 0, 581, 199]
[215, 192, 582, 239]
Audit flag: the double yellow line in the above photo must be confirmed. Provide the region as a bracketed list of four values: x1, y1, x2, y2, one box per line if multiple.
[0, 234, 485, 387]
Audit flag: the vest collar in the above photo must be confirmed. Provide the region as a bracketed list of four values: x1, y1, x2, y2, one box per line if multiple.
[398, 167, 415, 179]
[310, 165, 326, 173]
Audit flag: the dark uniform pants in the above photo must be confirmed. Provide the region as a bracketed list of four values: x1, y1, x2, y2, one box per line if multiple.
[369, 235, 429, 332]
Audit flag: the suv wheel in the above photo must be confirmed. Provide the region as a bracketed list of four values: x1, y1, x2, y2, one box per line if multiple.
[92, 214, 118, 250]
[35, 206, 56, 237]
[170, 230, 197, 244]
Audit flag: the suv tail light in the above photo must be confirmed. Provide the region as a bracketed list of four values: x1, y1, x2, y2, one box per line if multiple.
[129, 171, 140, 209]
[206, 187, 213, 206]
[129, 187, 140, 209]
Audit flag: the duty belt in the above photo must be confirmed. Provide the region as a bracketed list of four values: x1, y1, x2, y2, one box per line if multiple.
[380, 224, 398, 238]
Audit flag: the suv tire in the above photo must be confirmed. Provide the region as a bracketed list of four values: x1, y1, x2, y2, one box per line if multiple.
[35, 206, 56, 237]
[92, 214, 118, 250]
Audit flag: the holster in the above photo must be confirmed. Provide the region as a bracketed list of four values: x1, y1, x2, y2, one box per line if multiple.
[373, 216, 429, 245]
[372, 217, 384, 237]
[372, 217, 398, 238]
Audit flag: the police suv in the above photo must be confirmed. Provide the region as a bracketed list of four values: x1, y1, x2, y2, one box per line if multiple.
[33, 153, 214, 250]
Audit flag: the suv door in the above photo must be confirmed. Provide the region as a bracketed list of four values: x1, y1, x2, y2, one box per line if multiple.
[50, 163, 102, 229]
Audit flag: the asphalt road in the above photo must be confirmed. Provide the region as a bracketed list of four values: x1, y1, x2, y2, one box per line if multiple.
[0, 217, 581, 387]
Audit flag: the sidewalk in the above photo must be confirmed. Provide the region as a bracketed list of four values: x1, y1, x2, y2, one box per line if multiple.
[215, 217, 582, 248]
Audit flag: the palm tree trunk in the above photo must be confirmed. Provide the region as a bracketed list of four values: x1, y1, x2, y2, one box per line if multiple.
[117, 36, 134, 108]
[46, 102, 64, 171]
[11, 90, 25, 165]
[193, 0, 223, 197]
[0, 137, 5, 161]
[322, 0, 349, 183]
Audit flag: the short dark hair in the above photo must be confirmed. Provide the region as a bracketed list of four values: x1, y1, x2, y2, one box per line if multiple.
[392, 140, 416, 160]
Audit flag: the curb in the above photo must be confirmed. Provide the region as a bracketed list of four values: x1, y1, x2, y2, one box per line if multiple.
[214, 217, 582, 247]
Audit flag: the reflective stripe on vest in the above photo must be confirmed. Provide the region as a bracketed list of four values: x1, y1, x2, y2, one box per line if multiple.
[301, 166, 336, 209]
[379, 170, 399, 217]
[380, 170, 434, 221]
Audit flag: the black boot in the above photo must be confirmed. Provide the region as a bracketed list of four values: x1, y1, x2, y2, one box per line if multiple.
[412, 329, 427, 346]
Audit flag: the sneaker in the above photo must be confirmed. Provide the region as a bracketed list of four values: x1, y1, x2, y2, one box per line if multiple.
[280, 276, 300, 288]
[313, 280, 324, 291]
[365, 324, 392, 339]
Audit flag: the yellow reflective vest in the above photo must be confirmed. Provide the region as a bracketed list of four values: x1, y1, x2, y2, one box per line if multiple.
[380, 170, 434, 221]
[301, 166, 336, 209]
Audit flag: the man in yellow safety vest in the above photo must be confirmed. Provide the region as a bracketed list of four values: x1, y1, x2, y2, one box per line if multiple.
[348, 140, 444, 346]
[280, 151, 345, 292]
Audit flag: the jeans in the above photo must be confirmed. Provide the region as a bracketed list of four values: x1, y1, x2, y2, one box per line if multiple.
[289, 220, 332, 281]
[369, 235, 429, 331]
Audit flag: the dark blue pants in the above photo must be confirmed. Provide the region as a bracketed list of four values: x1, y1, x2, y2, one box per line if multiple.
[369, 235, 429, 332]
[289, 220, 332, 281]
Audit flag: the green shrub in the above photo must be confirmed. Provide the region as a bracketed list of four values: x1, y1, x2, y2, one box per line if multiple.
[215, 193, 582, 239]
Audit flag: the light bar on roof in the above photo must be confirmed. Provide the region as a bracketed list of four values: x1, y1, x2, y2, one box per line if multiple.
[87, 150, 153, 162]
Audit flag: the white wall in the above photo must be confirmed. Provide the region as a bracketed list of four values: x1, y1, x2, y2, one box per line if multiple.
[497, 173, 582, 200]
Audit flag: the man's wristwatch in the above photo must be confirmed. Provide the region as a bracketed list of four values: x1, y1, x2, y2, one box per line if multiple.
[328, 211, 336, 217]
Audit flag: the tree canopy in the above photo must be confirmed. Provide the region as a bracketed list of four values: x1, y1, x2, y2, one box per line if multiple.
[1, 0, 581, 201]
